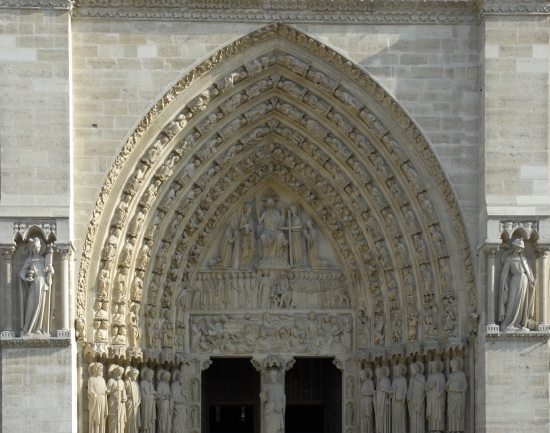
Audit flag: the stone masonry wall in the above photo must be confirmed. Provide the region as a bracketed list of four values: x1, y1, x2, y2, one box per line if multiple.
[480, 16, 550, 220]
[1, 345, 76, 433]
[71, 21, 480, 259]
[0, 10, 71, 218]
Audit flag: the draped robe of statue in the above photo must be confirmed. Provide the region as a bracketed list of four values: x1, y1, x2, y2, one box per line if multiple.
[140, 378, 157, 433]
[360, 376, 375, 433]
[260, 375, 286, 433]
[498, 246, 535, 331]
[447, 369, 467, 432]
[239, 210, 255, 267]
[218, 220, 236, 268]
[289, 211, 304, 267]
[391, 375, 407, 433]
[171, 380, 188, 433]
[107, 376, 127, 433]
[19, 240, 53, 335]
[88, 374, 108, 433]
[157, 378, 172, 433]
[375, 377, 391, 433]
[426, 370, 446, 432]
[124, 377, 141, 433]
[259, 202, 287, 259]
[304, 220, 329, 268]
[407, 372, 426, 433]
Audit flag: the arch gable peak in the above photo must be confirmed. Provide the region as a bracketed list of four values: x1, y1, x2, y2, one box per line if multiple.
[77, 23, 477, 361]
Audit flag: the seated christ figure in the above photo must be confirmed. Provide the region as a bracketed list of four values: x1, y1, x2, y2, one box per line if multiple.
[259, 198, 287, 260]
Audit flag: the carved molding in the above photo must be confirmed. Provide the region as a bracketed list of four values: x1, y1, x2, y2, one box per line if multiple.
[485, 331, 550, 341]
[0, 0, 70, 9]
[0, 337, 72, 348]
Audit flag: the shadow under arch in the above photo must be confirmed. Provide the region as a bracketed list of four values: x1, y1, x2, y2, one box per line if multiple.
[77, 23, 477, 365]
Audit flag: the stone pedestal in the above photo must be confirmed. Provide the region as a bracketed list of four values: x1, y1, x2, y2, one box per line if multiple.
[0, 339, 75, 433]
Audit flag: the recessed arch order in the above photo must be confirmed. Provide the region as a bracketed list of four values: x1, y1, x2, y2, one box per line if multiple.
[77, 23, 476, 365]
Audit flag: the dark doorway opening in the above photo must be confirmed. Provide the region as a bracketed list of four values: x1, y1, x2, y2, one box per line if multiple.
[202, 358, 261, 433]
[285, 358, 342, 433]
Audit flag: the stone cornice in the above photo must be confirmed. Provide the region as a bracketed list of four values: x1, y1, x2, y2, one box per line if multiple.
[0, 337, 72, 348]
[485, 331, 550, 341]
[0, 0, 70, 9]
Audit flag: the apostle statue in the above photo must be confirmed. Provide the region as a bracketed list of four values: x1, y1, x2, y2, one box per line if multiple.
[259, 368, 286, 433]
[446, 358, 467, 433]
[426, 360, 446, 433]
[239, 204, 255, 268]
[258, 197, 287, 260]
[140, 367, 158, 433]
[391, 365, 407, 433]
[107, 365, 127, 433]
[20, 238, 54, 336]
[374, 366, 391, 433]
[157, 369, 172, 433]
[498, 238, 536, 331]
[88, 363, 108, 433]
[171, 371, 188, 433]
[407, 362, 426, 433]
[124, 367, 141, 433]
[359, 368, 375, 433]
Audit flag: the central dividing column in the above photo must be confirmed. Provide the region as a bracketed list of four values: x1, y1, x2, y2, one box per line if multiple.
[252, 354, 294, 433]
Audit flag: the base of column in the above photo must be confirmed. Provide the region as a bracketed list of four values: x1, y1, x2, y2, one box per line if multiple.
[57, 329, 72, 338]
[486, 324, 500, 334]
[1, 330, 16, 339]
[537, 323, 550, 332]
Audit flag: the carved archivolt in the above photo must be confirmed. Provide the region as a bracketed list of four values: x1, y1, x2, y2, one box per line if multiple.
[78, 23, 475, 363]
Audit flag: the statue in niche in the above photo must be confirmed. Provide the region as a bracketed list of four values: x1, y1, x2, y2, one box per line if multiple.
[140, 368, 158, 433]
[346, 376, 355, 399]
[212, 216, 238, 269]
[239, 204, 255, 268]
[498, 238, 536, 332]
[124, 367, 141, 433]
[360, 368, 375, 433]
[157, 369, 172, 433]
[375, 366, 391, 433]
[391, 365, 407, 433]
[171, 371, 188, 433]
[260, 368, 286, 433]
[191, 406, 199, 428]
[346, 402, 355, 425]
[88, 363, 108, 433]
[258, 197, 288, 261]
[408, 362, 426, 433]
[303, 219, 330, 268]
[426, 360, 446, 433]
[446, 358, 467, 433]
[107, 365, 127, 433]
[128, 303, 141, 347]
[20, 237, 54, 336]
[191, 378, 199, 402]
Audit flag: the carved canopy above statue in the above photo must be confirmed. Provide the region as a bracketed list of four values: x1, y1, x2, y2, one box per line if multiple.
[77, 23, 476, 364]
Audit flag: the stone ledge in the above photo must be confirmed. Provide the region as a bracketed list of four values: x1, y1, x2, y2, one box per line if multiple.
[485, 331, 550, 341]
[0, 337, 72, 348]
[0, 0, 70, 9]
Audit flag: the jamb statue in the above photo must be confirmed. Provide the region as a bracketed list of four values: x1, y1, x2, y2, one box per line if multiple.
[260, 368, 286, 433]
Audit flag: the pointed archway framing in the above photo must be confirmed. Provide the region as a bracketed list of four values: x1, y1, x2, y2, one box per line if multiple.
[76, 23, 476, 367]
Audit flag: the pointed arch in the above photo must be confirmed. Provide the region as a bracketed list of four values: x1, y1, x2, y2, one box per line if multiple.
[78, 23, 476, 363]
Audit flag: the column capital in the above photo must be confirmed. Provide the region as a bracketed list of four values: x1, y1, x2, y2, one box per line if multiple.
[536, 247, 550, 258]
[0, 244, 16, 260]
[251, 354, 295, 372]
[484, 246, 500, 257]
[57, 246, 73, 260]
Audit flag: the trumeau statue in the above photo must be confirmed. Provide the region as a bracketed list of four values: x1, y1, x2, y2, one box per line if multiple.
[499, 238, 536, 332]
[260, 368, 286, 433]
[88, 363, 108, 433]
[20, 237, 54, 336]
